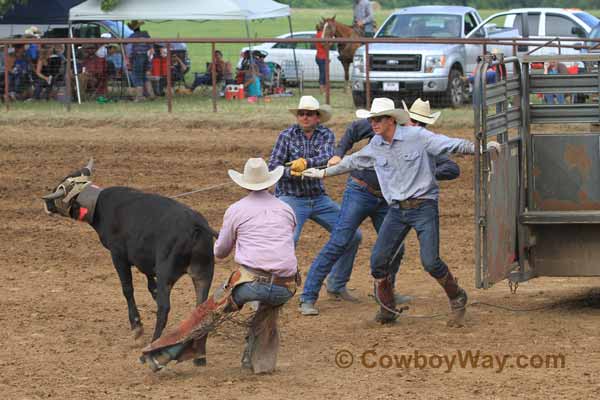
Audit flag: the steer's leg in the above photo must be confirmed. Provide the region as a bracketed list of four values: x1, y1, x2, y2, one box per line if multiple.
[189, 241, 215, 367]
[152, 271, 173, 341]
[111, 254, 143, 339]
[145, 274, 158, 301]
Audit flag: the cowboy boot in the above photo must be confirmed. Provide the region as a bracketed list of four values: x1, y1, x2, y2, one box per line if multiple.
[373, 275, 398, 324]
[435, 271, 468, 327]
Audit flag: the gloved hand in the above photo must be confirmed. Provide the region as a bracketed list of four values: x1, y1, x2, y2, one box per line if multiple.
[302, 168, 326, 179]
[327, 156, 342, 167]
[487, 141, 501, 153]
[289, 158, 308, 173]
[290, 169, 303, 177]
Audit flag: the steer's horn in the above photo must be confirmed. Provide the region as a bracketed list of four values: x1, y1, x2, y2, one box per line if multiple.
[42, 187, 66, 200]
[83, 158, 94, 176]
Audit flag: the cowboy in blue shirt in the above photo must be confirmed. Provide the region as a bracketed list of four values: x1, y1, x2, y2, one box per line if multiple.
[303, 98, 500, 325]
[268, 96, 362, 314]
[300, 100, 460, 316]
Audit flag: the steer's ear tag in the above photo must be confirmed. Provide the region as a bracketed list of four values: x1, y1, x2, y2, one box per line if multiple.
[78, 207, 89, 221]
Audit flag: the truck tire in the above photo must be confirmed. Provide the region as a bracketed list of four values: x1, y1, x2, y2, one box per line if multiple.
[444, 68, 465, 108]
[352, 91, 366, 108]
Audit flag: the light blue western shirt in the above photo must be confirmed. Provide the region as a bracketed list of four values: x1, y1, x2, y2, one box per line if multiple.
[326, 125, 475, 204]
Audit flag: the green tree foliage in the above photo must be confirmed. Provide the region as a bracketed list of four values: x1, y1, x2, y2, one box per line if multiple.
[0, 0, 119, 14]
[0, 0, 26, 15]
[100, 0, 120, 12]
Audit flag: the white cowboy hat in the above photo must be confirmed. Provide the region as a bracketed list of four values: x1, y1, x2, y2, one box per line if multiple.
[24, 26, 41, 38]
[228, 158, 284, 191]
[401, 98, 441, 125]
[356, 97, 409, 124]
[288, 95, 332, 123]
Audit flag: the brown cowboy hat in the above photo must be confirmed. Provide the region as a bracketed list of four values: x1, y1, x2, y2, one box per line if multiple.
[127, 20, 145, 30]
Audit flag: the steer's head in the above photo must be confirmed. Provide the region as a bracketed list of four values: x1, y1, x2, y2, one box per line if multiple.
[42, 159, 94, 218]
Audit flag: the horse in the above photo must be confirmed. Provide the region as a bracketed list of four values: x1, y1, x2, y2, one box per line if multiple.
[320, 16, 364, 92]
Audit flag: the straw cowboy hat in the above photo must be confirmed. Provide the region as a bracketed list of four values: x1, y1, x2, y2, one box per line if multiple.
[401, 98, 441, 125]
[127, 20, 145, 30]
[228, 158, 284, 191]
[24, 26, 41, 38]
[356, 97, 409, 124]
[288, 95, 332, 123]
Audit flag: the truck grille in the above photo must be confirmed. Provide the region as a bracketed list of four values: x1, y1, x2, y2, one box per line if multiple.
[370, 54, 421, 72]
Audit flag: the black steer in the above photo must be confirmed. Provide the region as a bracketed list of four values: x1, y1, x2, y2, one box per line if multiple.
[43, 160, 215, 365]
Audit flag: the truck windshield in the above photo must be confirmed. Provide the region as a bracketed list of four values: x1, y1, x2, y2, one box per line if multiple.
[377, 14, 462, 38]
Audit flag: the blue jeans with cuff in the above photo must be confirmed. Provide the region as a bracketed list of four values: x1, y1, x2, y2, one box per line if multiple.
[278, 194, 361, 296]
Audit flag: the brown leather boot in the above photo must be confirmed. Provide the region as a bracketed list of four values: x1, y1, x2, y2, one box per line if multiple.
[373, 275, 398, 324]
[435, 271, 467, 327]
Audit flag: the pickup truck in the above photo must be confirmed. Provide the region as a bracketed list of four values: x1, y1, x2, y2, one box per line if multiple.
[351, 6, 512, 108]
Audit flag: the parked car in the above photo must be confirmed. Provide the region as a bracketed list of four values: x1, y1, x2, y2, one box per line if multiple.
[240, 31, 346, 83]
[473, 8, 599, 58]
[351, 6, 514, 108]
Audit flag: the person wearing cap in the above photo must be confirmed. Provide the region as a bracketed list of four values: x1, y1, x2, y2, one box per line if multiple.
[353, 0, 376, 37]
[303, 97, 500, 325]
[299, 100, 460, 315]
[268, 95, 362, 315]
[126, 20, 154, 101]
[141, 158, 298, 374]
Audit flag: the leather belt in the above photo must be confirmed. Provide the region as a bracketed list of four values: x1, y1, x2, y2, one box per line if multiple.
[391, 198, 428, 209]
[241, 265, 299, 290]
[351, 176, 383, 198]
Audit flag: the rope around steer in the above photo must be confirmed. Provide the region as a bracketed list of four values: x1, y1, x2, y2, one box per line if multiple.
[170, 182, 232, 199]
[169, 164, 329, 199]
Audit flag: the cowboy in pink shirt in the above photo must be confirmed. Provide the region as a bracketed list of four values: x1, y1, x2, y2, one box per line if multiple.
[141, 158, 299, 374]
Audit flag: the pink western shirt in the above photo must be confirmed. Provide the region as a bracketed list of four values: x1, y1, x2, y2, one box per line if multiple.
[214, 189, 298, 277]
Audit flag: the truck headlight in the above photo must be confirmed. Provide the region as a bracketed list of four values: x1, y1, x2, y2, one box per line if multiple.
[424, 55, 446, 73]
[353, 54, 365, 73]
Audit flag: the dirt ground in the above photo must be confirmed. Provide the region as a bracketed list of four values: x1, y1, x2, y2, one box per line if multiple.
[1, 120, 600, 400]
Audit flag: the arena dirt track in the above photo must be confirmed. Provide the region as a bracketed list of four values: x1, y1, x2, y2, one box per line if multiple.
[1, 122, 600, 399]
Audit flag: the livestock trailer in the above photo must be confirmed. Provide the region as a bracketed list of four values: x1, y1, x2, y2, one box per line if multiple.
[473, 52, 600, 289]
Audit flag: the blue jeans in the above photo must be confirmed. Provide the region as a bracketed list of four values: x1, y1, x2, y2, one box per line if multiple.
[371, 199, 448, 280]
[232, 281, 294, 307]
[278, 194, 361, 295]
[301, 179, 404, 303]
[131, 53, 148, 87]
[315, 57, 326, 86]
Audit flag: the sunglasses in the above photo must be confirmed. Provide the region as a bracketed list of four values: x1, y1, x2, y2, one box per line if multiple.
[297, 110, 318, 117]
[368, 116, 389, 124]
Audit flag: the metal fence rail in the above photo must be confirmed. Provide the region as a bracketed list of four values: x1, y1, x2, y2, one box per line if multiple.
[2, 35, 599, 113]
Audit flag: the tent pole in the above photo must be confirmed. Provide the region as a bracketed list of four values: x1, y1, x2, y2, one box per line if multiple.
[121, 21, 131, 89]
[69, 23, 81, 104]
[4, 46, 9, 111]
[287, 16, 299, 94]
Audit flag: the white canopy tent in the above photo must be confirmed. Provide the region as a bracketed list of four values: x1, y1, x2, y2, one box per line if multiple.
[69, 0, 290, 21]
[68, 0, 298, 103]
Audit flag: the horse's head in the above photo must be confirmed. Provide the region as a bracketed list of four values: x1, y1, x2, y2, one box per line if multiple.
[322, 16, 338, 38]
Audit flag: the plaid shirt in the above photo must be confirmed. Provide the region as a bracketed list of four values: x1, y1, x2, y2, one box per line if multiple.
[268, 124, 335, 197]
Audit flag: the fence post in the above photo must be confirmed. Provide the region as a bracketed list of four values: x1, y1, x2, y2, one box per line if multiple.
[166, 43, 173, 113]
[365, 42, 371, 108]
[66, 42, 72, 112]
[211, 42, 217, 113]
[325, 43, 330, 105]
[4, 45, 9, 111]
